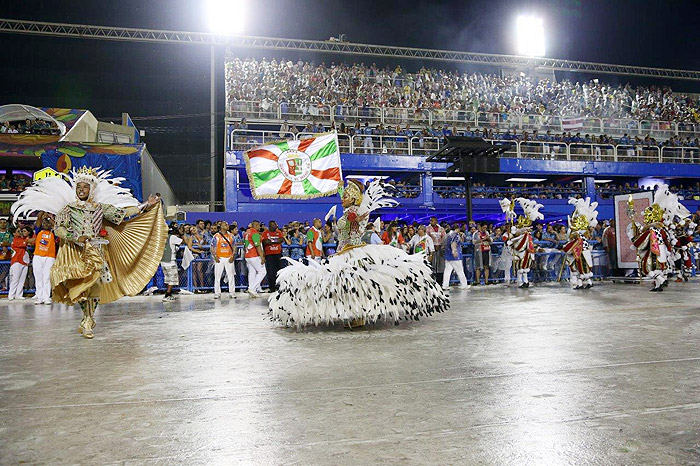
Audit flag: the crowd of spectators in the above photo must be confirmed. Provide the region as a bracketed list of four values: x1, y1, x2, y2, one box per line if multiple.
[0, 119, 61, 136]
[226, 57, 700, 125]
[435, 182, 585, 200]
[4, 208, 700, 295]
[390, 180, 700, 201]
[0, 174, 31, 193]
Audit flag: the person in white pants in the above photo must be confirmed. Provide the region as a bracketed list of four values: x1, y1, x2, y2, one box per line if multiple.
[214, 260, 235, 297]
[499, 228, 514, 285]
[8, 227, 33, 300]
[211, 222, 237, 299]
[442, 225, 469, 290]
[9, 262, 29, 300]
[32, 216, 57, 304]
[243, 220, 266, 297]
[32, 255, 55, 303]
[246, 256, 266, 296]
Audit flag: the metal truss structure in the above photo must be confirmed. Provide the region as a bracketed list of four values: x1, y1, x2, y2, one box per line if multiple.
[2, 18, 700, 81]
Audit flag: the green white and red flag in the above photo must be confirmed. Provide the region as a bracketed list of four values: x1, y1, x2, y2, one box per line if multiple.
[244, 132, 342, 199]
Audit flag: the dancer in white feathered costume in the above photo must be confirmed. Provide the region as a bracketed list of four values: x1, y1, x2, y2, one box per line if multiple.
[626, 184, 690, 291]
[11, 167, 166, 338]
[562, 197, 599, 289]
[500, 197, 544, 288]
[269, 179, 449, 329]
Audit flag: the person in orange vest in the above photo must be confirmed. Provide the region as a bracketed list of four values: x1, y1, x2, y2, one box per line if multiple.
[8, 226, 34, 300]
[32, 214, 58, 304]
[305, 218, 324, 262]
[211, 221, 237, 299]
[244, 220, 266, 297]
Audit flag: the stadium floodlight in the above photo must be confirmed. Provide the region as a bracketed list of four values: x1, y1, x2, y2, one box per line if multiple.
[505, 177, 546, 183]
[573, 179, 613, 184]
[207, 0, 247, 35]
[516, 15, 545, 57]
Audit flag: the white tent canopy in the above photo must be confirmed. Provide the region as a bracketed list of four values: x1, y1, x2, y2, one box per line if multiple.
[0, 104, 66, 135]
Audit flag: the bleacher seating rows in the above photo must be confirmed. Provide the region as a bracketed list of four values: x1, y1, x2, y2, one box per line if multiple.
[225, 58, 700, 140]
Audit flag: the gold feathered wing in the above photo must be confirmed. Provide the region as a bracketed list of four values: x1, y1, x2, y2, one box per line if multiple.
[100, 203, 167, 304]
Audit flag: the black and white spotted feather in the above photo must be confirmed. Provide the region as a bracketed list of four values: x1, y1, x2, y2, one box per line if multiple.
[268, 245, 449, 329]
[359, 181, 399, 215]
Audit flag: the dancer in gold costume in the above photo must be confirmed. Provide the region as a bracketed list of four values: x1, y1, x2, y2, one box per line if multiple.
[12, 167, 166, 338]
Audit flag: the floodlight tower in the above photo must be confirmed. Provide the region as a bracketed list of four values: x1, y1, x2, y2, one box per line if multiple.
[207, 0, 247, 209]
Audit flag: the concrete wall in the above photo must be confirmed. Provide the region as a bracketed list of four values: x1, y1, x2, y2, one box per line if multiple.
[141, 146, 178, 211]
[61, 110, 98, 142]
[96, 121, 135, 143]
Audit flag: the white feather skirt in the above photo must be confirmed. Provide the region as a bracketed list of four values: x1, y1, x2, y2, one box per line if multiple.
[268, 245, 449, 329]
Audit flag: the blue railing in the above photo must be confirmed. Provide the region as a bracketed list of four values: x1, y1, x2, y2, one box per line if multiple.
[2, 241, 697, 296]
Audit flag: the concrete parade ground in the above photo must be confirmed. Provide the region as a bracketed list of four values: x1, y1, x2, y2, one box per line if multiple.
[1, 281, 699, 464]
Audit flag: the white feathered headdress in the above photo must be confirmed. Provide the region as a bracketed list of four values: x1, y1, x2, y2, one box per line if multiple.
[11, 167, 139, 223]
[652, 184, 690, 225]
[499, 197, 516, 223]
[358, 180, 399, 215]
[568, 196, 599, 231]
[514, 197, 544, 227]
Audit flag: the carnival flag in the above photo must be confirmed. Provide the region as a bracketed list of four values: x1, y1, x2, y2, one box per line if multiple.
[244, 133, 343, 200]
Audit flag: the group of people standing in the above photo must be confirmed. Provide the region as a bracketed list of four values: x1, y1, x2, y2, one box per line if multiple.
[1, 213, 58, 303]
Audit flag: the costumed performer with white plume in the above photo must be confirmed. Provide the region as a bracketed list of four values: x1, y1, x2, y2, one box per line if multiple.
[500, 197, 544, 289]
[626, 184, 690, 292]
[269, 178, 449, 329]
[12, 167, 167, 338]
[562, 197, 599, 290]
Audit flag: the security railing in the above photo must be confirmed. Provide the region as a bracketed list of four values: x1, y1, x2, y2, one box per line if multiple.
[228, 129, 296, 151]
[226, 100, 700, 139]
[409, 136, 444, 156]
[433, 186, 585, 199]
[280, 102, 332, 122]
[227, 100, 269, 120]
[297, 132, 353, 154]
[227, 129, 700, 164]
[332, 105, 383, 124]
[3, 241, 698, 297]
[660, 146, 700, 164]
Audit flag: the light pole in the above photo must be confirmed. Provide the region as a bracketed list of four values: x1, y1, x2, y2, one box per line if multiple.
[210, 44, 216, 210]
[207, 0, 247, 210]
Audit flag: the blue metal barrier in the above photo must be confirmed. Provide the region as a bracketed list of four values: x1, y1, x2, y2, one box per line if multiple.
[2, 242, 697, 296]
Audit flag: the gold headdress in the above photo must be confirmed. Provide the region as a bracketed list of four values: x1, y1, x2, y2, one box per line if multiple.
[570, 215, 589, 231]
[516, 215, 532, 228]
[643, 204, 664, 224]
[343, 179, 364, 206]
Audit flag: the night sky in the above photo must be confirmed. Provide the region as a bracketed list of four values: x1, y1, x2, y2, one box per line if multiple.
[1, 0, 698, 202]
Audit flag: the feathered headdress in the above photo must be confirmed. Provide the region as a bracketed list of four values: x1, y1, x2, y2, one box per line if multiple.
[11, 167, 139, 223]
[358, 180, 399, 215]
[343, 179, 365, 207]
[499, 198, 516, 223]
[514, 197, 544, 228]
[73, 166, 100, 196]
[652, 184, 690, 225]
[568, 197, 599, 232]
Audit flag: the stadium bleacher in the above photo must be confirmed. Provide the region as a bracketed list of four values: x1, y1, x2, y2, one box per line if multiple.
[225, 57, 700, 141]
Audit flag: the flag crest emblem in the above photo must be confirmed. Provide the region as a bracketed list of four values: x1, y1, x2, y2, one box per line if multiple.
[244, 133, 343, 200]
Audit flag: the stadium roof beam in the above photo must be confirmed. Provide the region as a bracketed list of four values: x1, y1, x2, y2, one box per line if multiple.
[1, 18, 700, 81]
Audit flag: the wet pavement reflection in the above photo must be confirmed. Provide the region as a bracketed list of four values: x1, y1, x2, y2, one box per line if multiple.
[1, 281, 699, 464]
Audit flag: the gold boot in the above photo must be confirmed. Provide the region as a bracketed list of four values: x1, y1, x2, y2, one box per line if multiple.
[78, 299, 97, 339]
[345, 317, 366, 328]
